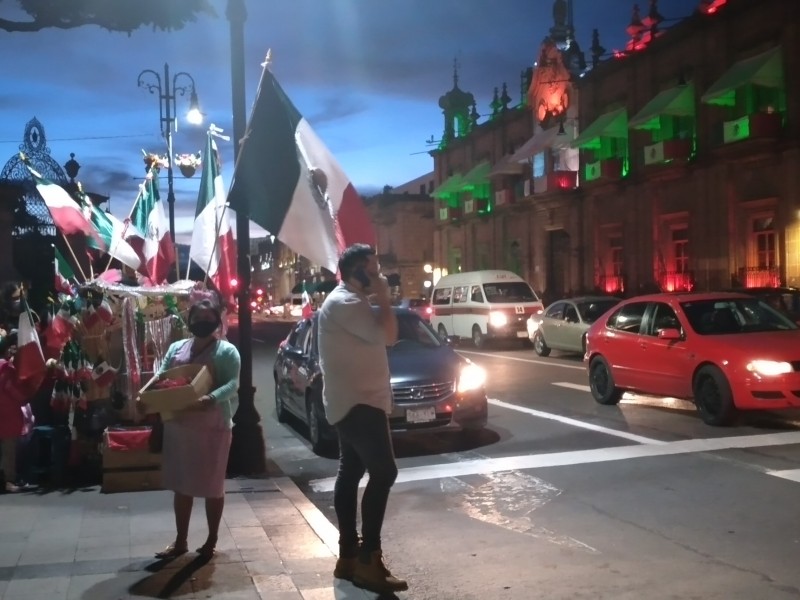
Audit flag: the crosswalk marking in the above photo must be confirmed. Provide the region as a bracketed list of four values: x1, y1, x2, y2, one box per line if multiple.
[552, 382, 591, 392]
[489, 398, 663, 445]
[458, 350, 586, 370]
[309, 430, 800, 492]
[766, 469, 800, 483]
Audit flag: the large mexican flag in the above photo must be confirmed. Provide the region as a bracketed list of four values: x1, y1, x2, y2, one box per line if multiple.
[227, 63, 375, 273]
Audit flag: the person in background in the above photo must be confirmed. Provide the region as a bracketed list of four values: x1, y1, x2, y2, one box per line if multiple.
[317, 244, 407, 595]
[0, 331, 37, 493]
[147, 299, 241, 560]
[0, 281, 22, 334]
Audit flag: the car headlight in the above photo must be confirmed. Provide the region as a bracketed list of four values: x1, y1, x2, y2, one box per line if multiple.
[488, 311, 508, 327]
[457, 362, 487, 394]
[746, 360, 793, 376]
[527, 317, 539, 334]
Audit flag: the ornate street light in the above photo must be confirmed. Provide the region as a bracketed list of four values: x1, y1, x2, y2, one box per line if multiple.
[136, 64, 203, 241]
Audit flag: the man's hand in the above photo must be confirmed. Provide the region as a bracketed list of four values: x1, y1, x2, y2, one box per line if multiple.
[373, 274, 391, 305]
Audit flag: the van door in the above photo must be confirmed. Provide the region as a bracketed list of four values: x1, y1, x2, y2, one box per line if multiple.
[431, 286, 454, 337]
[451, 285, 472, 338]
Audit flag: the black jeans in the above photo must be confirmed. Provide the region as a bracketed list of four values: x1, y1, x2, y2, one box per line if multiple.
[334, 404, 398, 557]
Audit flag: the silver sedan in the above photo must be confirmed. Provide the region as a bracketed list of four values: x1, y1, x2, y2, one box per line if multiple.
[527, 296, 621, 356]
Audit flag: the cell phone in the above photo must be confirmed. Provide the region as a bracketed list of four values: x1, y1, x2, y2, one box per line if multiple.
[353, 266, 371, 288]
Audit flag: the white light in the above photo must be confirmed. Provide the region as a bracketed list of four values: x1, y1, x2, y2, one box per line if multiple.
[186, 108, 203, 125]
[423, 264, 433, 274]
[488, 311, 508, 327]
[746, 360, 793, 376]
[423, 280, 432, 288]
[457, 362, 487, 394]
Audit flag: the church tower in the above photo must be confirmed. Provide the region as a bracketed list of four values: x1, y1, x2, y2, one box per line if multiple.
[438, 60, 477, 148]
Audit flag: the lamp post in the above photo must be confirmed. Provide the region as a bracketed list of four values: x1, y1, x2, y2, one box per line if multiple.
[136, 64, 203, 241]
[226, 0, 267, 476]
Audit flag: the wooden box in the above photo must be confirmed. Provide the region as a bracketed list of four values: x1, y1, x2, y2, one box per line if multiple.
[101, 427, 162, 494]
[139, 364, 213, 420]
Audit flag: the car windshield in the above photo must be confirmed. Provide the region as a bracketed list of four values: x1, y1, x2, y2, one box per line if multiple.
[394, 313, 442, 348]
[577, 300, 619, 324]
[681, 298, 798, 335]
[483, 282, 536, 303]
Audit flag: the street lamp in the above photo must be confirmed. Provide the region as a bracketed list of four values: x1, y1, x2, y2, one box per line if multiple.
[137, 63, 203, 241]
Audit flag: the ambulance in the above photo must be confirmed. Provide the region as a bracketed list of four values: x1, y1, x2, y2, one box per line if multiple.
[429, 270, 544, 348]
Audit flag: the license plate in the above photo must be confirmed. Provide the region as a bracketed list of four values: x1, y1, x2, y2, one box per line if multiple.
[406, 406, 436, 423]
[516, 331, 528, 338]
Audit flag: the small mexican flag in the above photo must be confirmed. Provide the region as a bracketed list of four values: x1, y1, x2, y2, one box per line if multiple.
[16, 298, 46, 387]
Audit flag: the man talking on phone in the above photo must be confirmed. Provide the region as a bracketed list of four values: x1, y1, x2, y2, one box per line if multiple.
[317, 243, 407, 594]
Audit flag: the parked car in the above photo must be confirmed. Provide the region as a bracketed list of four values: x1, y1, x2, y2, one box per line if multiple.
[273, 307, 489, 453]
[585, 292, 800, 426]
[528, 296, 621, 356]
[728, 287, 800, 323]
[395, 297, 432, 322]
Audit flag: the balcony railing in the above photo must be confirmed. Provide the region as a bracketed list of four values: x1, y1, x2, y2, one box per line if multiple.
[585, 158, 623, 182]
[658, 270, 694, 292]
[738, 266, 781, 288]
[717, 112, 783, 145]
[494, 189, 515, 207]
[643, 139, 692, 166]
[438, 205, 461, 222]
[534, 170, 578, 193]
[596, 273, 625, 294]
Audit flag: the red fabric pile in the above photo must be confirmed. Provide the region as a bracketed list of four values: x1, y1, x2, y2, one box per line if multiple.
[152, 376, 192, 390]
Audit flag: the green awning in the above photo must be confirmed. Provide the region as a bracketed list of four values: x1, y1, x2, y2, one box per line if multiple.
[571, 108, 628, 150]
[459, 161, 491, 191]
[701, 47, 783, 107]
[629, 84, 695, 130]
[431, 173, 463, 199]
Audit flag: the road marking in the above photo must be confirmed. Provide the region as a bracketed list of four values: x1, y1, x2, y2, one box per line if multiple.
[553, 382, 591, 392]
[309, 430, 800, 492]
[252, 337, 267, 343]
[489, 398, 663, 445]
[766, 469, 800, 483]
[458, 350, 585, 370]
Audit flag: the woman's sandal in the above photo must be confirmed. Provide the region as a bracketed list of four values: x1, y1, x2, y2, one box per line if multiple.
[196, 541, 217, 559]
[154, 543, 189, 559]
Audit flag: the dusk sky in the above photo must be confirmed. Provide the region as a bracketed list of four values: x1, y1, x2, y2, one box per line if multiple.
[0, 0, 700, 244]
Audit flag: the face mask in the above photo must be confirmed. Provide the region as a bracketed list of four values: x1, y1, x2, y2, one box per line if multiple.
[189, 320, 219, 338]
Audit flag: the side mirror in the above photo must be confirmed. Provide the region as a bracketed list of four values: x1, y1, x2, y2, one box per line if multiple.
[657, 328, 682, 341]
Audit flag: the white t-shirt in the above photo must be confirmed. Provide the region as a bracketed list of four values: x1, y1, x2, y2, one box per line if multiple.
[317, 283, 392, 425]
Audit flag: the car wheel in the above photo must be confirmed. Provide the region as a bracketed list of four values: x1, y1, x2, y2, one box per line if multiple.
[472, 325, 486, 349]
[306, 393, 332, 454]
[533, 332, 551, 357]
[693, 365, 737, 426]
[437, 324, 448, 339]
[275, 381, 289, 423]
[589, 356, 623, 405]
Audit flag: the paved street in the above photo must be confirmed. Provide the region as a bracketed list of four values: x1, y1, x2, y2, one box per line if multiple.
[250, 320, 800, 600]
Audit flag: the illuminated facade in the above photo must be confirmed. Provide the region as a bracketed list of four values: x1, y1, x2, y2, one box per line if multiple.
[578, 0, 798, 294]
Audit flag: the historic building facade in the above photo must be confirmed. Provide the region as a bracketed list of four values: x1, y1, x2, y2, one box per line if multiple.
[432, 0, 800, 299]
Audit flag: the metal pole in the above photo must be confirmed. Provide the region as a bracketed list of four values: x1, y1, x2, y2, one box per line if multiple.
[227, 0, 266, 476]
[163, 63, 176, 243]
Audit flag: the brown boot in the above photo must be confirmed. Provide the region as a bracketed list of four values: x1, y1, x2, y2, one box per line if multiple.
[333, 555, 358, 580]
[352, 550, 408, 594]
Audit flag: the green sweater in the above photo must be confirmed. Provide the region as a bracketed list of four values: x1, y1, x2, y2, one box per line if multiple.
[159, 339, 242, 428]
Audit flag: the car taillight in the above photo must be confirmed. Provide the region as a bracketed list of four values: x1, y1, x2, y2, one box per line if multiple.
[426, 307, 432, 314]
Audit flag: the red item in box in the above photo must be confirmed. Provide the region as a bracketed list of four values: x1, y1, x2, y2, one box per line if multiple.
[105, 427, 152, 452]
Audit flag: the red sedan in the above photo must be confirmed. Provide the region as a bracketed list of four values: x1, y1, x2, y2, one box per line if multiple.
[584, 292, 800, 426]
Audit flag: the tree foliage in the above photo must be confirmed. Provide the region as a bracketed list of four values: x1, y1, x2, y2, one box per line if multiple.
[0, 0, 216, 33]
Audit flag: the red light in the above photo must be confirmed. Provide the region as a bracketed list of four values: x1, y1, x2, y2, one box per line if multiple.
[256, 289, 263, 295]
[425, 306, 432, 314]
[230, 278, 238, 288]
[250, 301, 257, 308]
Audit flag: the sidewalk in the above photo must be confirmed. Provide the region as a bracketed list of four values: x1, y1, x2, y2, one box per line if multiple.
[0, 475, 375, 600]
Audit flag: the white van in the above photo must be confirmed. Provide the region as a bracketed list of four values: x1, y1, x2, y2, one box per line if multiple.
[430, 270, 543, 348]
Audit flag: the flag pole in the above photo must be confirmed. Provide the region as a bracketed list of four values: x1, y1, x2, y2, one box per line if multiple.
[59, 232, 89, 283]
[226, 2, 267, 476]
